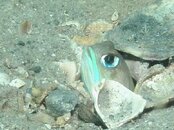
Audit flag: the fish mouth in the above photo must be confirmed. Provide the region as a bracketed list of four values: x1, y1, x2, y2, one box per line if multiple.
[81, 47, 102, 97]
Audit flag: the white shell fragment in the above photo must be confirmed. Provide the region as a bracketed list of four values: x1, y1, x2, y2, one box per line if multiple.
[9, 78, 26, 88]
[135, 64, 174, 108]
[95, 80, 146, 129]
[111, 10, 119, 22]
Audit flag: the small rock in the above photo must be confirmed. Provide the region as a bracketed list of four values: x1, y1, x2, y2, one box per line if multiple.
[135, 64, 174, 108]
[31, 87, 42, 97]
[9, 79, 25, 88]
[125, 60, 149, 81]
[45, 89, 79, 117]
[15, 67, 29, 77]
[30, 66, 42, 73]
[20, 20, 32, 34]
[17, 41, 25, 46]
[0, 72, 10, 86]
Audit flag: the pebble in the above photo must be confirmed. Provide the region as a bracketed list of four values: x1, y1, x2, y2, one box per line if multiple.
[17, 41, 25, 46]
[30, 66, 42, 73]
[0, 72, 10, 86]
[45, 89, 79, 117]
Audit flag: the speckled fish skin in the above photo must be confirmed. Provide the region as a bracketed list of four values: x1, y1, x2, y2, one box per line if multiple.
[81, 41, 134, 95]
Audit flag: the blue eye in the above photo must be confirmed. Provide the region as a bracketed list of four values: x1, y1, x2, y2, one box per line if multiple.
[101, 54, 119, 68]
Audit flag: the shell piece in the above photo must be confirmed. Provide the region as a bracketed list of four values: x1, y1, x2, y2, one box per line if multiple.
[95, 80, 146, 129]
[9, 78, 25, 88]
[106, 0, 174, 60]
[135, 64, 174, 108]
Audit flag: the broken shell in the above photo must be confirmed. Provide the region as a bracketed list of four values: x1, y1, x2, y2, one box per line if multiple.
[9, 78, 25, 88]
[79, 79, 146, 128]
[111, 10, 119, 24]
[94, 80, 146, 129]
[135, 64, 174, 108]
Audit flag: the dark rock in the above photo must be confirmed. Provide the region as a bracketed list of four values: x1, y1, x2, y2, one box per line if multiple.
[30, 66, 41, 73]
[45, 89, 79, 117]
[17, 41, 25, 46]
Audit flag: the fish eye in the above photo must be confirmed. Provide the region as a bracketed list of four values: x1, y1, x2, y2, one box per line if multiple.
[100, 54, 120, 68]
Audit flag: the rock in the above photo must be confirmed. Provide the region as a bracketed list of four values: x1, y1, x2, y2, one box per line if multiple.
[9, 79, 25, 88]
[125, 60, 149, 81]
[15, 67, 29, 78]
[20, 20, 32, 34]
[135, 64, 174, 108]
[0, 72, 10, 86]
[45, 89, 79, 117]
[17, 41, 25, 46]
[30, 66, 42, 73]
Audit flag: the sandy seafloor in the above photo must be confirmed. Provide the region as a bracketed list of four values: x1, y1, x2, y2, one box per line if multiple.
[0, 0, 174, 130]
